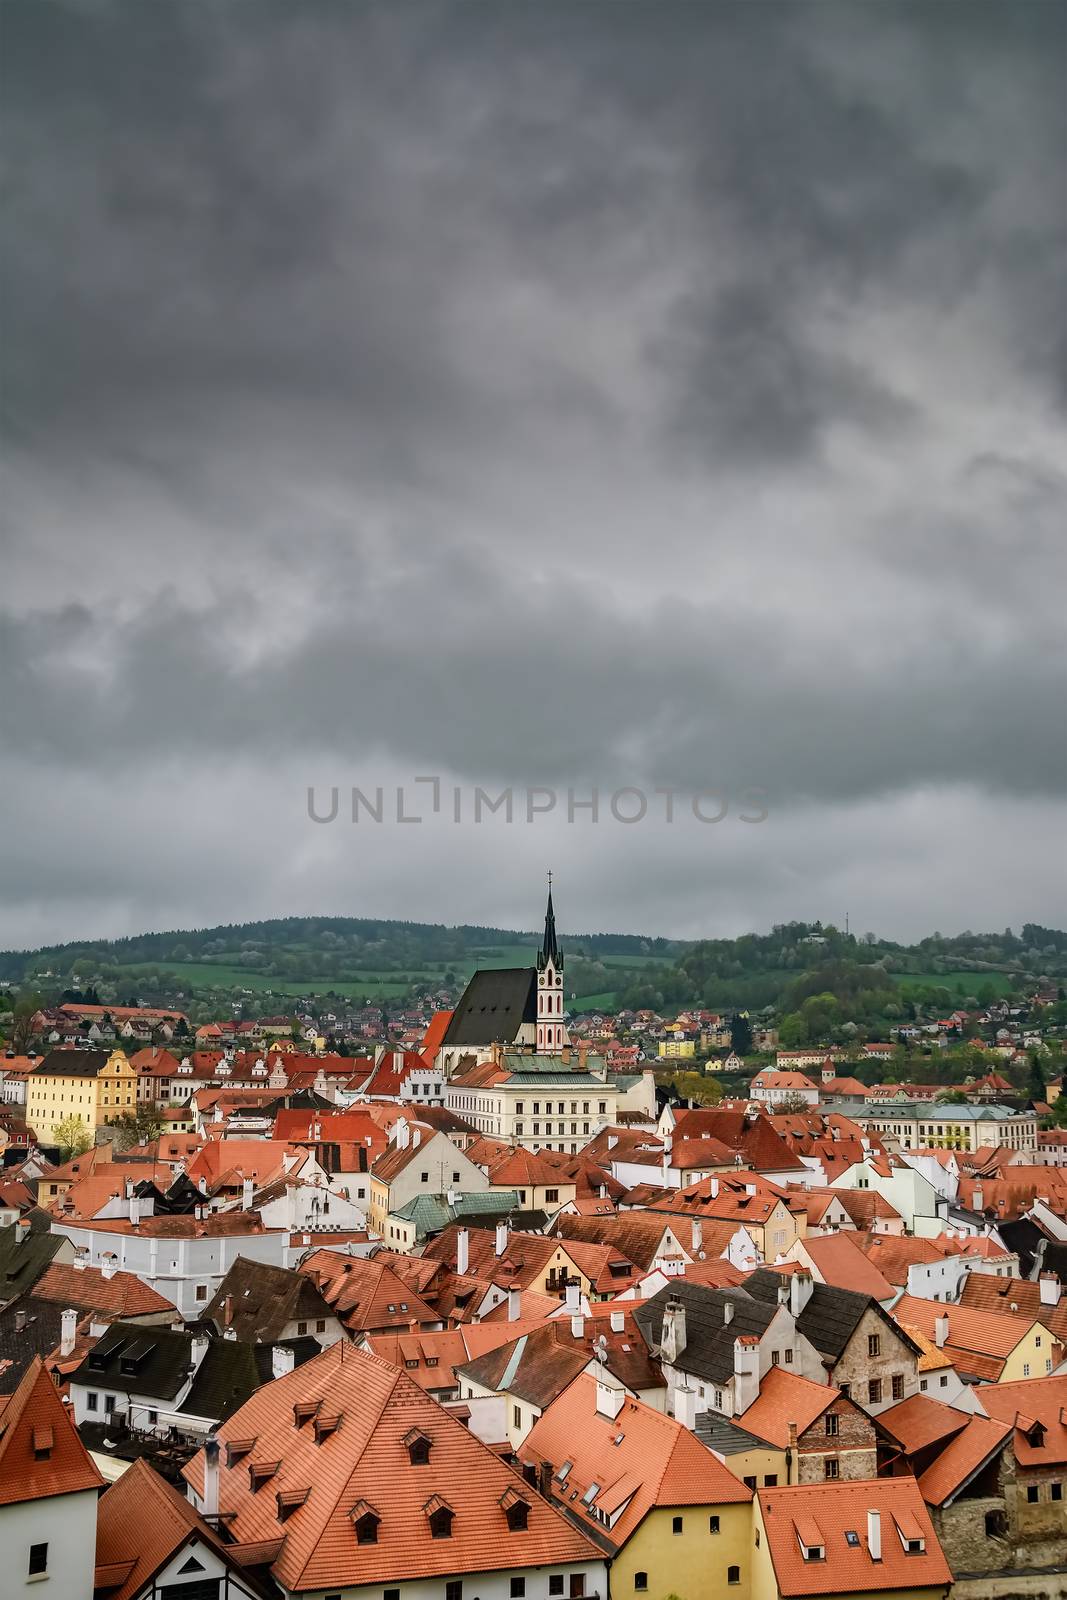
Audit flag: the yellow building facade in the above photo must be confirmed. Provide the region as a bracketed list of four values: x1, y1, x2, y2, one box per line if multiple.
[613, 1501, 753, 1600]
[26, 1049, 138, 1142]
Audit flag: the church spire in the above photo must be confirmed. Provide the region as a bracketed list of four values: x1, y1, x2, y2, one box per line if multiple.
[539, 871, 560, 970]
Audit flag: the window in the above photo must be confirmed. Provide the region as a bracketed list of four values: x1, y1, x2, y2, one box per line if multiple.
[355, 1511, 380, 1545]
[506, 1500, 529, 1532]
[511, 1582, 526, 1599]
[1027, 1485, 1039, 1503]
[784, 1347, 793, 1364]
[939, 1374, 949, 1388]
[771, 1349, 780, 1366]
[1023, 1364, 1031, 1377]
[868, 1333, 881, 1358]
[446, 1584, 462, 1600]
[545, 1189, 559, 1203]
[743, 1476, 756, 1490]
[87, 1391, 99, 1412]
[825, 1413, 839, 1437]
[28, 1545, 48, 1576]
[316, 1319, 326, 1333]
[985, 1510, 1007, 1537]
[892, 1374, 904, 1401]
[868, 1379, 882, 1405]
[727, 1567, 740, 1586]
[549, 1579, 565, 1596]
[195, 1284, 207, 1302]
[1051, 1482, 1063, 1501]
[825, 1459, 839, 1480]
[764, 1474, 778, 1487]
[709, 1516, 720, 1534]
[635, 1576, 648, 1592]
[513, 1404, 522, 1428]
[430, 1506, 454, 1539]
[839, 1383, 850, 1399]
[297, 1321, 308, 1336]
[672, 1515, 683, 1534]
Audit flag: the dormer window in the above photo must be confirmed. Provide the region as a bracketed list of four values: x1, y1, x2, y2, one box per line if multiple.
[226, 1438, 257, 1466]
[276, 1488, 310, 1522]
[32, 1426, 53, 1461]
[500, 1488, 530, 1531]
[293, 1400, 321, 1428]
[248, 1460, 281, 1491]
[314, 1413, 341, 1444]
[425, 1496, 454, 1538]
[404, 1428, 432, 1465]
[351, 1500, 381, 1545]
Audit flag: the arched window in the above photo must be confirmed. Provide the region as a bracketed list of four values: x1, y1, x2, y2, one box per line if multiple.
[634, 1576, 648, 1592]
[728, 1567, 741, 1585]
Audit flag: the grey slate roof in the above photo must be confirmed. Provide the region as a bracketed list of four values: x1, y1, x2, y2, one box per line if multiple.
[744, 1267, 872, 1360]
[33, 1049, 111, 1077]
[0, 1214, 66, 1304]
[695, 1409, 770, 1456]
[441, 968, 537, 1047]
[202, 1259, 335, 1343]
[632, 1281, 776, 1384]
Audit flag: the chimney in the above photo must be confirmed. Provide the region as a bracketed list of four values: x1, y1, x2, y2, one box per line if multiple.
[660, 1299, 687, 1364]
[934, 1313, 949, 1348]
[412, 1128, 421, 1150]
[456, 1228, 469, 1276]
[595, 1375, 625, 1420]
[610, 1310, 625, 1333]
[271, 1345, 296, 1380]
[241, 1177, 254, 1209]
[101, 1258, 117, 1281]
[128, 1195, 141, 1227]
[495, 1221, 509, 1257]
[709, 1176, 720, 1199]
[508, 1287, 522, 1322]
[565, 1281, 581, 1312]
[396, 1120, 410, 1149]
[724, 1301, 734, 1326]
[789, 1268, 815, 1318]
[537, 1460, 553, 1499]
[732, 1336, 760, 1415]
[867, 1509, 882, 1562]
[1039, 1273, 1062, 1307]
[60, 1307, 77, 1358]
[202, 1435, 220, 1520]
[777, 1278, 790, 1308]
[972, 1189, 983, 1211]
[190, 1333, 210, 1369]
[691, 1219, 703, 1253]
[570, 1314, 585, 1339]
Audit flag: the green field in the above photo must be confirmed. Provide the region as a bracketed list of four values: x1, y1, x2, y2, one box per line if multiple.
[890, 970, 1019, 996]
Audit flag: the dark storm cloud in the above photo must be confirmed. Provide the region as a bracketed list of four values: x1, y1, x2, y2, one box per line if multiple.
[1, 0, 1065, 946]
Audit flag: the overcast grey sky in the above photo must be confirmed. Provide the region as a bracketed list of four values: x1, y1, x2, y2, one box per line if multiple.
[2, 0, 1065, 950]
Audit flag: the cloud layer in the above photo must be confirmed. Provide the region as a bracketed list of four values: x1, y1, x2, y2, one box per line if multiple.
[2, 0, 1065, 947]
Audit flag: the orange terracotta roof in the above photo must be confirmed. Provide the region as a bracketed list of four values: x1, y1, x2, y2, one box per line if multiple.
[95, 1457, 249, 1600]
[758, 1478, 951, 1596]
[797, 1233, 896, 1301]
[33, 1261, 177, 1319]
[876, 1394, 969, 1456]
[979, 1374, 1067, 1466]
[916, 1412, 1012, 1506]
[736, 1366, 838, 1447]
[520, 1372, 749, 1549]
[183, 1343, 599, 1591]
[891, 1295, 1049, 1382]
[0, 1356, 104, 1506]
[958, 1273, 1067, 1344]
[298, 1249, 440, 1333]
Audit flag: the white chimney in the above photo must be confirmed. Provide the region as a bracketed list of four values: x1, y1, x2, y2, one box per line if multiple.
[724, 1301, 734, 1326]
[1039, 1273, 1062, 1307]
[508, 1287, 522, 1322]
[241, 1177, 254, 1209]
[610, 1310, 625, 1333]
[570, 1314, 585, 1339]
[565, 1281, 581, 1312]
[867, 1508, 882, 1562]
[691, 1219, 703, 1253]
[190, 1333, 210, 1370]
[595, 1375, 625, 1421]
[972, 1189, 983, 1211]
[202, 1436, 220, 1520]
[446, 1188, 456, 1207]
[272, 1345, 296, 1380]
[456, 1228, 469, 1276]
[934, 1313, 949, 1348]
[709, 1177, 720, 1199]
[101, 1258, 117, 1281]
[59, 1307, 78, 1358]
[495, 1221, 509, 1257]
[128, 1195, 141, 1227]
[732, 1336, 760, 1415]
[396, 1120, 410, 1149]
[412, 1128, 422, 1150]
[790, 1269, 815, 1318]
[673, 1384, 697, 1429]
[660, 1299, 687, 1364]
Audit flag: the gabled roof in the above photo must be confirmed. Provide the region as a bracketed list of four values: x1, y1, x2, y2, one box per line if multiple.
[891, 1293, 1049, 1380]
[203, 1259, 336, 1342]
[877, 1394, 1011, 1506]
[795, 1233, 896, 1303]
[298, 1250, 439, 1333]
[554, 1212, 688, 1273]
[632, 1282, 777, 1384]
[0, 1355, 104, 1505]
[958, 1271, 1067, 1344]
[735, 1365, 842, 1447]
[183, 1343, 599, 1591]
[521, 1372, 749, 1550]
[441, 968, 537, 1047]
[979, 1374, 1067, 1466]
[757, 1479, 951, 1596]
[33, 1261, 177, 1320]
[460, 1312, 662, 1408]
[95, 1457, 272, 1600]
[746, 1268, 905, 1363]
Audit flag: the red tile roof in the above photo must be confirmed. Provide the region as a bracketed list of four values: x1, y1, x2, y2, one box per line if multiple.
[736, 1366, 840, 1447]
[0, 1355, 104, 1507]
[979, 1374, 1067, 1466]
[757, 1478, 951, 1596]
[33, 1261, 177, 1319]
[95, 1458, 251, 1600]
[298, 1249, 440, 1333]
[183, 1343, 600, 1591]
[521, 1372, 749, 1549]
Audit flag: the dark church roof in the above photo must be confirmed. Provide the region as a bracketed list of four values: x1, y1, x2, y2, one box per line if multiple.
[538, 886, 560, 971]
[440, 968, 537, 1047]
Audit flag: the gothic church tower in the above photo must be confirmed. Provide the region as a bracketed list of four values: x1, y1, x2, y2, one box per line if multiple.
[536, 878, 568, 1053]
